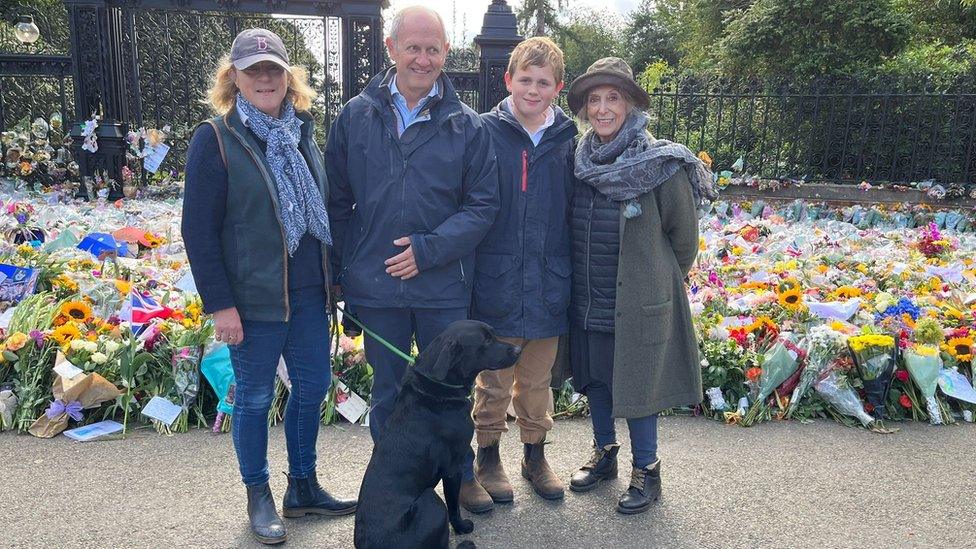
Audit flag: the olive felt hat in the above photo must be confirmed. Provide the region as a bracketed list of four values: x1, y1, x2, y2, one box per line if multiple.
[566, 57, 651, 115]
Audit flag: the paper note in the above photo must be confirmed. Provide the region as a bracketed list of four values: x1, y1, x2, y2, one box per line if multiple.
[63, 420, 124, 441]
[141, 396, 184, 426]
[334, 380, 368, 423]
[143, 143, 170, 173]
[54, 360, 84, 380]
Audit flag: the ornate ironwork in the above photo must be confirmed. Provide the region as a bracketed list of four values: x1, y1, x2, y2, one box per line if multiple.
[642, 74, 976, 184]
[473, 0, 522, 113]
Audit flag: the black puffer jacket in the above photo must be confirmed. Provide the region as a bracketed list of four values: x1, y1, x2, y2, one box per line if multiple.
[570, 179, 620, 332]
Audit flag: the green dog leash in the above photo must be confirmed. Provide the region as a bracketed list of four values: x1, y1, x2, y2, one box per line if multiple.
[335, 303, 416, 365]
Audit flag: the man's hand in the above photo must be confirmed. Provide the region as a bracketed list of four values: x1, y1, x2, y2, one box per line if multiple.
[385, 236, 419, 280]
[213, 307, 244, 345]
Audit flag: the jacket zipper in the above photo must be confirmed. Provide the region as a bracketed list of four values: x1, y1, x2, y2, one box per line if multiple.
[521, 149, 528, 192]
[224, 116, 291, 321]
[583, 193, 595, 327]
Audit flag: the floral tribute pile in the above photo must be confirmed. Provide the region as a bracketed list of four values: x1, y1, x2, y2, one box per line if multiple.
[2, 153, 976, 439]
[692, 199, 976, 432]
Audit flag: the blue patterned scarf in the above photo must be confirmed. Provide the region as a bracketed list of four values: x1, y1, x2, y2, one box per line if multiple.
[235, 94, 332, 254]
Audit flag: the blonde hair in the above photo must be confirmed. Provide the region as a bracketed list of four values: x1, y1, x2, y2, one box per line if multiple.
[206, 55, 317, 114]
[506, 37, 565, 83]
[575, 86, 636, 123]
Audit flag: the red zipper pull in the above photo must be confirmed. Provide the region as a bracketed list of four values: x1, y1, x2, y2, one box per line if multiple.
[521, 149, 528, 192]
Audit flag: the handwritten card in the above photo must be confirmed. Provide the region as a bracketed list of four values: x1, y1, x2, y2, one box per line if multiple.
[334, 380, 368, 424]
[141, 396, 184, 426]
[143, 143, 170, 174]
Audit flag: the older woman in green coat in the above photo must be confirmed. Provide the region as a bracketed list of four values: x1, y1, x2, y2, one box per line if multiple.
[565, 57, 715, 515]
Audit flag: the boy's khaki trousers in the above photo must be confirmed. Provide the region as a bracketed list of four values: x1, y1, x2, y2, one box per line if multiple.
[473, 336, 558, 446]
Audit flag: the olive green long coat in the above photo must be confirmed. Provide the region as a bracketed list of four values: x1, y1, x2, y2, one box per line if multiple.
[555, 169, 702, 418]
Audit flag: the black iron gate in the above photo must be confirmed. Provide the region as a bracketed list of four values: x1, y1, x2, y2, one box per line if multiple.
[0, 0, 521, 195]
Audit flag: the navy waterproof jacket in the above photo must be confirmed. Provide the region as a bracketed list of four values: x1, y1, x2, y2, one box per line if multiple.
[470, 99, 578, 339]
[325, 68, 499, 309]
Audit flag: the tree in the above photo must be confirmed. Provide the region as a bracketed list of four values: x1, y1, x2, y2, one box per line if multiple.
[716, 0, 911, 77]
[551, 8, 624, 80]
[623, 0, 681, 73]
[516, 0, 570, 37]
[890, 0, 976, 44]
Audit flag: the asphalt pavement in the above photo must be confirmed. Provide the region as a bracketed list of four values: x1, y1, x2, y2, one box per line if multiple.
[2, 416, 974, 548]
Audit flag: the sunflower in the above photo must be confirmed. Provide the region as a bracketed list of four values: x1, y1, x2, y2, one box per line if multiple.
[52, 274, 78, 293]
[830, 286, 862, 300]
[944, 337, 973, 363]
[777, 287, 805, 312]
[51, 322, 82, 346]
[59, 300, 93, 324]
[142, 231, 164, 248]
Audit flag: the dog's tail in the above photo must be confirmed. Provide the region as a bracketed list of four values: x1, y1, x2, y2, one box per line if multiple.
[455, 542, 476, 549]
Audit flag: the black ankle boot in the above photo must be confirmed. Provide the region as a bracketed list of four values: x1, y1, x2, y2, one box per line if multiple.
[246, 483, 287, 544]
[569, 442, 620, 493]
[282, 471, 358, 518]
[616, 459, 662, 515]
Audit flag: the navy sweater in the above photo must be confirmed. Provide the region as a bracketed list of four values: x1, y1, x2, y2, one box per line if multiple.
[182, 123, 325, 314]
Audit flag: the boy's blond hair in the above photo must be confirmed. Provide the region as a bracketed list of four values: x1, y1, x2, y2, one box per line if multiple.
[506, 37, 565, 83]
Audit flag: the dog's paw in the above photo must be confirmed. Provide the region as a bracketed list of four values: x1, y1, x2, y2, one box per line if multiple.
[451, 518, 474, 535]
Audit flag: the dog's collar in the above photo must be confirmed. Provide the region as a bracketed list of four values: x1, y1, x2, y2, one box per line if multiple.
[412, 370, 470, 400]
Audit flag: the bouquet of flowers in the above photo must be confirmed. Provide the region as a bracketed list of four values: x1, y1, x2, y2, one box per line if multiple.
[814, 370, 875, 428]
[848, 332, 897, 425]
[787, 325, 846, 418]
[902, 344, 951, 424]
[741, 332, 802, 426]
[914, 222, 957, 259]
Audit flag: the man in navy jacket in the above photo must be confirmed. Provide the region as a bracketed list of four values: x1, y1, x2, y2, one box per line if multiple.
[325, 5, 499, 507]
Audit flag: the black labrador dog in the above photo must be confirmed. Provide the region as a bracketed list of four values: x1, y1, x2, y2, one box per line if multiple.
[355, 320, 521, 549]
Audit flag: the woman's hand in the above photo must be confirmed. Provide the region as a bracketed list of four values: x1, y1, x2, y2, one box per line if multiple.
[213, 307, 244, 345]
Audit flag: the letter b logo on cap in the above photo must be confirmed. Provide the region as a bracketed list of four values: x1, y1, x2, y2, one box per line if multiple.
[257, 37, 268, 51]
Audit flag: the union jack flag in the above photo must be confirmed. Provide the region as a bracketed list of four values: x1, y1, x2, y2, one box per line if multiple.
[123, 289, 172, 333]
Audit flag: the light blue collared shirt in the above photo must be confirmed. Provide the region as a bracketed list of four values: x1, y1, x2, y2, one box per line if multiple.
[389, 75, 439, 136]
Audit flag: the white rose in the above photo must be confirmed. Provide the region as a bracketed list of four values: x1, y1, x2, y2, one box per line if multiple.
[69, 340, 86, 350]
[104, 340, 120, 354]
[90, 352, 108, 364]
[84, 341, 98, 353]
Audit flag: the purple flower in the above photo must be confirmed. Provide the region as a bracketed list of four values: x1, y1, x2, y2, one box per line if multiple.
[15, 213, 26, 224]
[29, 330, 44, 347]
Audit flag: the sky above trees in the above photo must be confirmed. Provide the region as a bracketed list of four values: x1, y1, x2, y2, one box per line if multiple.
[386, 0, 639, 44]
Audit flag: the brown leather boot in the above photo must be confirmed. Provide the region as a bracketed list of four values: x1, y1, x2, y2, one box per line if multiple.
[459, 478, 494, 514]
[521, 441, 565, 500]
[475, 442, 514, 503]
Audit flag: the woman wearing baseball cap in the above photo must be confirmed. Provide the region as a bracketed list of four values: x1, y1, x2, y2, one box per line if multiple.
[564, 57, 716, 514]
[182, 28, 355, 544]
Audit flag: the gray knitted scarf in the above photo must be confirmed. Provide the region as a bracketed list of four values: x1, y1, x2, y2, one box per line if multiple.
[236, 94, 332, 254]
[575, 110, 716, 210]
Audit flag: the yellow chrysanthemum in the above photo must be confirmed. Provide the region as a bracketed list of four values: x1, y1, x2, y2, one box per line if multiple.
[59, 301, 92, 324]
[849, 334, 896, 353]
[944, 337, 973, 363]
[911, 344, 939, 357]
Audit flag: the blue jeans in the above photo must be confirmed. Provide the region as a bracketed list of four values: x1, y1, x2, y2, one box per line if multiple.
[586, 380, 658, 469]
[229, 287, 332, 487]
[353, 306, 475, 479]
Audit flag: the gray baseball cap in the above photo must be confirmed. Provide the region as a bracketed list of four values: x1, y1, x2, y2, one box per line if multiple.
[231, 28, 291, 72]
